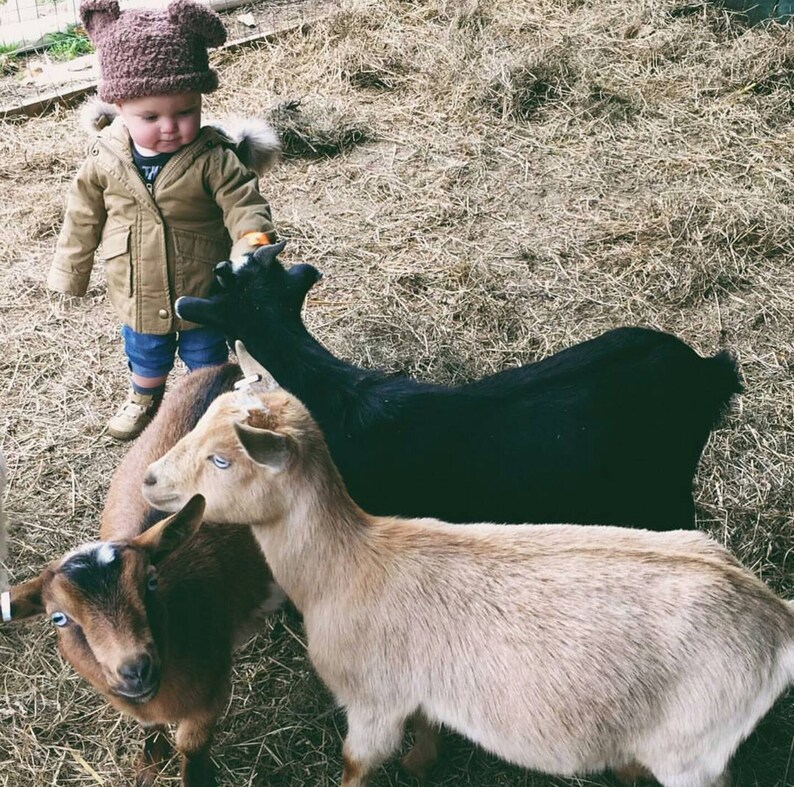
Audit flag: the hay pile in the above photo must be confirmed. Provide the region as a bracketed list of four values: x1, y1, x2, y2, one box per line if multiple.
[0, 0, 792, 784]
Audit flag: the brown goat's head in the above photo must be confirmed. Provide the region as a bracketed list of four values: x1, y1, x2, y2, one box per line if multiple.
[2, 496, 205, 704]
[143, 343, 325, 526]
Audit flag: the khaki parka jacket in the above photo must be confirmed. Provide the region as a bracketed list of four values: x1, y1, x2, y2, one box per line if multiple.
[47, 117, 274, 334]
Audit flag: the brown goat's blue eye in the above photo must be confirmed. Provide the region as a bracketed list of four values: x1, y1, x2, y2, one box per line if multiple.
[51, 612, 69, 627]
[147, 568, 159, 591]
[211, 455, 231, 470]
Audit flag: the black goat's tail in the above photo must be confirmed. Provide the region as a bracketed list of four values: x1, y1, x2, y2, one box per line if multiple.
[702, 350, 743, 426]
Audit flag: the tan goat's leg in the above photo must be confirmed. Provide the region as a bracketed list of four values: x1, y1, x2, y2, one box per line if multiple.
[401, 711, 439, 779]
[341, 706, 406, 787]
[175, 712, 217, 787]
[136, 725, 172, 787]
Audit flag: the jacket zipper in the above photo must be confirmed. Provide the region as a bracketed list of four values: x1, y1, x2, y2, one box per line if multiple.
[99, 128, 214, 203]
[151, 131, 214, 195]
[97, 129, 216, 324]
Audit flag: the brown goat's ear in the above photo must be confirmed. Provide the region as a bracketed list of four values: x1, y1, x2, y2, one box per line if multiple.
[235, 341, 280, 391]
[4, 575, 45, 622]
[133, 495, 206, 562]
[234, 422, 290, 471]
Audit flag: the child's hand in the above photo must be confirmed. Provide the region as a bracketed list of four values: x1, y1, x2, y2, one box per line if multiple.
[242, 231, 277, 248]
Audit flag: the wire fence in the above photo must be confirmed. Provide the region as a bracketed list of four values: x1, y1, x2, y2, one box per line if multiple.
[0, 0, 300, 49]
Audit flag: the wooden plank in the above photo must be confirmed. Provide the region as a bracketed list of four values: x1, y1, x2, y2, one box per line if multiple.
[0, 82, 97, 120]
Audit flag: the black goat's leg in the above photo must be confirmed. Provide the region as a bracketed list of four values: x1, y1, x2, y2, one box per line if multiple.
[401, 710, 440, 779]
[614, 762, 654, 785]
[136, 724, 173, 787]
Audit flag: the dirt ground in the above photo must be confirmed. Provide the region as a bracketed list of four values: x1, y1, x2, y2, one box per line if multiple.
[0, 0, 793, 785]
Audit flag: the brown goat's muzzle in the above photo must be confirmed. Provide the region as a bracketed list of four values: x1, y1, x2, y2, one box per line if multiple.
[110, 648, 161, 704]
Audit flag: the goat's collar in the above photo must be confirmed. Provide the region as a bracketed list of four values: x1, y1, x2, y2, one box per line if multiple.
[1, 590, 10, 623]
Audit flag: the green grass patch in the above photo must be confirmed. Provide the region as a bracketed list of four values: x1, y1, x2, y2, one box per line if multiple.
[44, 24, 93, 62]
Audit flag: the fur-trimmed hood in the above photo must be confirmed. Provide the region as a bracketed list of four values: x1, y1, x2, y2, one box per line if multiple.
[79, 99, 280, 176]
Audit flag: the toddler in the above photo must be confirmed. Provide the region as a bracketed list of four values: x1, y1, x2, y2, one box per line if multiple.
[48, 0, 277, 439]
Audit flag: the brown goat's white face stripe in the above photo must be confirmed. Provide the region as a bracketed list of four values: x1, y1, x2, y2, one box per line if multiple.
[61, 542, 118, 569]
[58, 542, 125, 601]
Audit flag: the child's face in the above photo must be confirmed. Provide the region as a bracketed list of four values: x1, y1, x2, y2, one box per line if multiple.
[117, 93, 202, 155]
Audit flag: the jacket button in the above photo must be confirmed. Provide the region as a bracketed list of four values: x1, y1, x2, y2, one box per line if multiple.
[158, 309, 169, 319]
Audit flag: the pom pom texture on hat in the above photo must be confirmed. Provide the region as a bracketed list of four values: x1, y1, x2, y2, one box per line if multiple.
[80, 0, 227, 103]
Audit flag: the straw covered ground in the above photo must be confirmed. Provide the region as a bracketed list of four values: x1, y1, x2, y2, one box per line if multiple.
[1, 0, 793, 784]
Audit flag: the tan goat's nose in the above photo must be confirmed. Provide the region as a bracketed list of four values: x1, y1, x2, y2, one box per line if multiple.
[142, 470, 157, 486]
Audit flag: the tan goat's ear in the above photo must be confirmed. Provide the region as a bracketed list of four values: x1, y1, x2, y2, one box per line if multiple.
[234, 341, 280, 392]
[234, 422, 290, 471]
[3, 575, 45, 622]
[133, 495, 206, 562]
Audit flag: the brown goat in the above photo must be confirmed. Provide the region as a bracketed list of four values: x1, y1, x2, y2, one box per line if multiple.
[141, 344, 794, 787]
[1, 366, 281, 787]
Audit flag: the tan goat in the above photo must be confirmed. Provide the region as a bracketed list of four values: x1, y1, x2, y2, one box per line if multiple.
[141, 343, 794, 787]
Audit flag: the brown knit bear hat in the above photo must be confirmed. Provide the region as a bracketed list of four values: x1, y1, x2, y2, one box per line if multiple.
[80, 0, 227, 103]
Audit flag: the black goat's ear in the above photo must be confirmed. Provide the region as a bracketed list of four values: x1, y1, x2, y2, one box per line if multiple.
[175, 295, 227, 331]
[133, 495, 205, 562]
[252, 240, 288, 268]
[3, 576, 45, 622]
[234, 423, 290, 471]
[288, 264, 322, 298]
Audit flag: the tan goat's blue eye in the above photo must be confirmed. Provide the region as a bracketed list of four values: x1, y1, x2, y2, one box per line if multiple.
[51, 612, 69, 627]
[212, 455, 231, 469]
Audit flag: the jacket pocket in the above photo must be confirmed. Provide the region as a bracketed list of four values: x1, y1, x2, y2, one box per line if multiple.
[100, 227, 133, 297]
[172, 229, 229, 266]
[172, 229, 230, 300]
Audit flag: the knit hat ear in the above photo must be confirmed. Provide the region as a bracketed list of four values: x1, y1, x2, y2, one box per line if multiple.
[168, 0, 227, 48]
[79, 0, 120, 44]
[87, 0, 227, 102]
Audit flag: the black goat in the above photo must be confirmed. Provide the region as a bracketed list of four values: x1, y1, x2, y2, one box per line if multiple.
[175, 242, 741, 530]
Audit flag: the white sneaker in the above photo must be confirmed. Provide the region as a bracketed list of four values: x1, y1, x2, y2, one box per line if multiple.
[107, 390, 162, 441]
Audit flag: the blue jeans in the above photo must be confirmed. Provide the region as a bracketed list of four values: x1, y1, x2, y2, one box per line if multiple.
[121, 325, 228, 378]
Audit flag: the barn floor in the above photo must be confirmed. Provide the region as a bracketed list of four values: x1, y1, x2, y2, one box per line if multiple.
[0, 0, 793, 785]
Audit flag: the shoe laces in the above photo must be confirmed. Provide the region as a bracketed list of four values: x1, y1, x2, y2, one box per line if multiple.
[121, 400, 147, 418]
